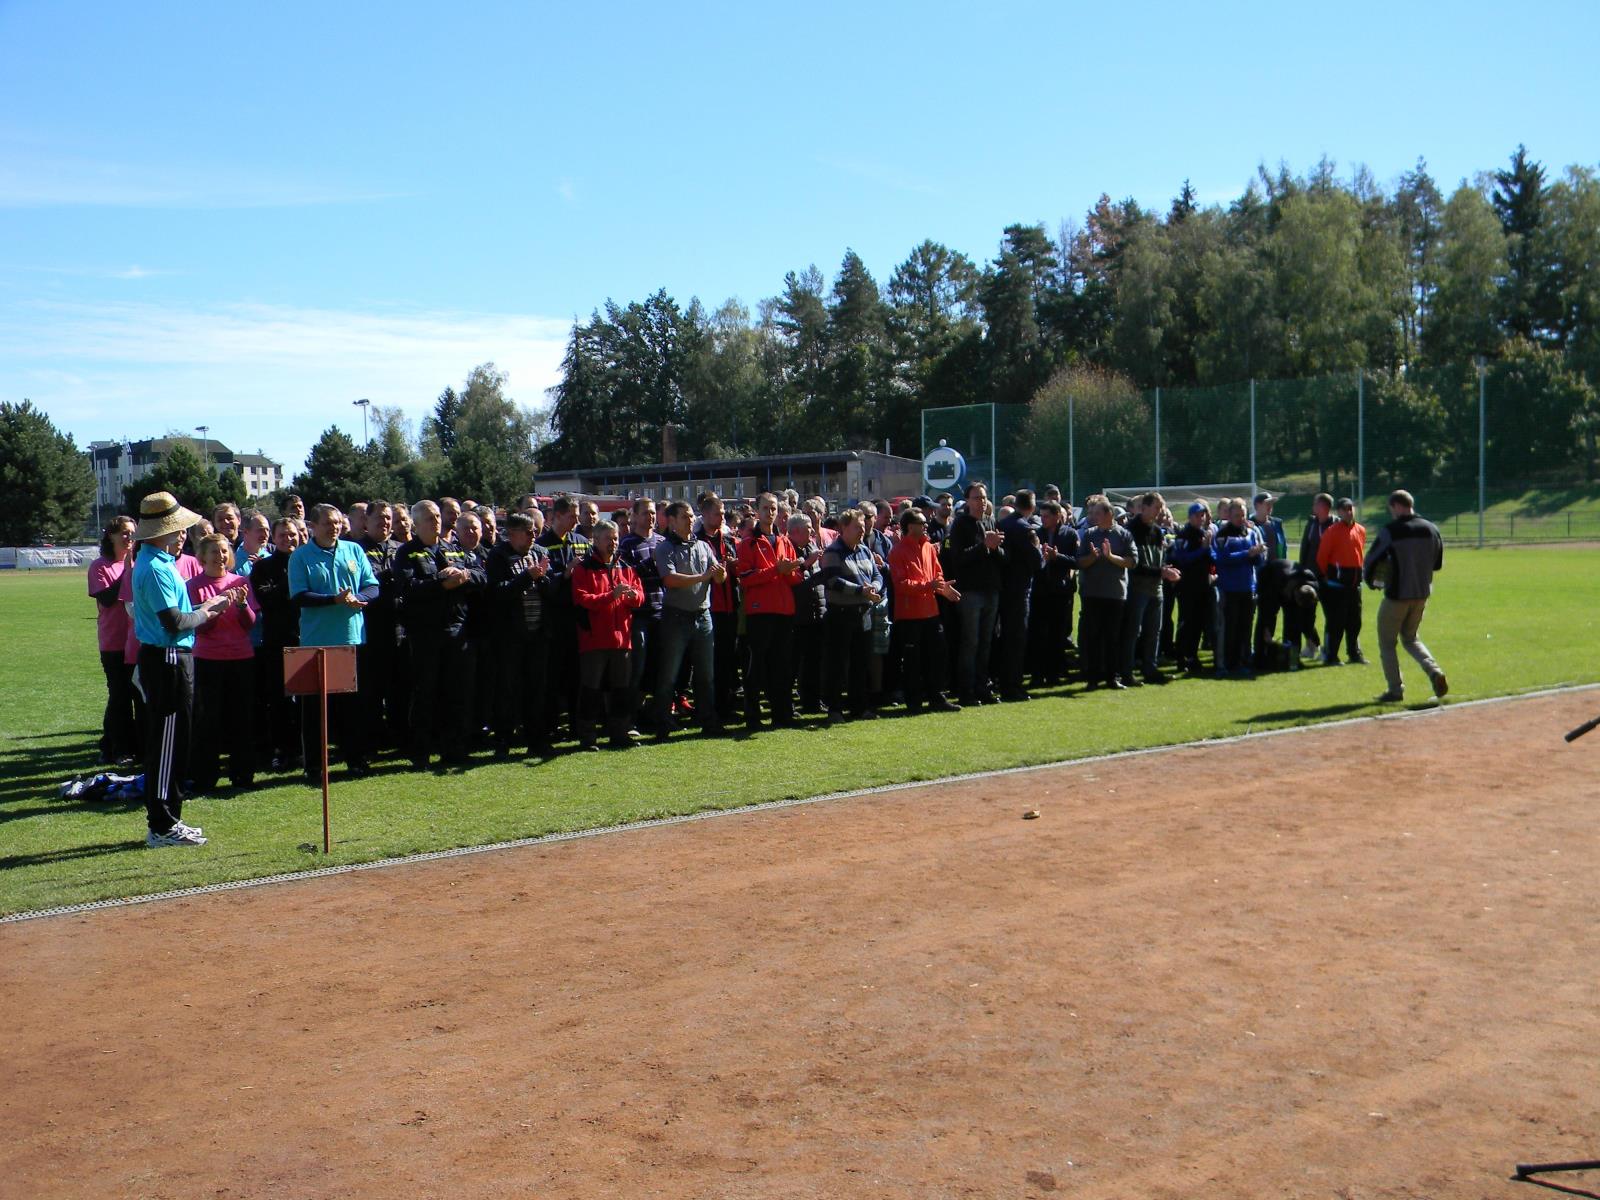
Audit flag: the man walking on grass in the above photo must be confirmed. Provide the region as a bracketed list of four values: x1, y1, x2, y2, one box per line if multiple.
[1365, 489, 1447, 704]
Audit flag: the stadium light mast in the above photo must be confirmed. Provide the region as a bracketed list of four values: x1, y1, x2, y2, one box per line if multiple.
[353, 397, 371, 445]
[196, 425, 210, 476]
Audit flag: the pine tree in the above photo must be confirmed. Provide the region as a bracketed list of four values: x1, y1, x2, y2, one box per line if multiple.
[0, 400, 95, 542]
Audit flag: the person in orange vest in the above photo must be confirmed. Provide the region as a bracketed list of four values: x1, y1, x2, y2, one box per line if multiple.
[1315, 497, 1368, 666]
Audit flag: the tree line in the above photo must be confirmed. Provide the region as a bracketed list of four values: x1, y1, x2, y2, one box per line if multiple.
[6, 146, 1598, 544]
[544, 147, 1600, 485]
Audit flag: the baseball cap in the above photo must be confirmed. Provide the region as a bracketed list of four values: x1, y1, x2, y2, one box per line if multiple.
[912, 495, 935, 510]
[1252, 491, 1274, 505]
[1187, 501, 1209, 515]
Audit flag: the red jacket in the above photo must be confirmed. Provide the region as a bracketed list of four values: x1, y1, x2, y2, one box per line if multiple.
[570, 554, 643, 653]
[736, 528, 800, 616]
[889, 533, 946, 621]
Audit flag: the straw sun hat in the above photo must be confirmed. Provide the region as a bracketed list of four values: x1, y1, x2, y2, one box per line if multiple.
[134, 491, 202, 542]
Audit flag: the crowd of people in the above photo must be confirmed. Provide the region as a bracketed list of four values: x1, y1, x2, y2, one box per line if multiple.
[89, 479, 1448, 848]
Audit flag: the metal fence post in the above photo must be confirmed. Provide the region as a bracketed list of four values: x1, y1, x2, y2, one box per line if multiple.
[990, 403, 997, 492]
[1249, 379, 1257, 488]
[1476, 359, 1486, 549]
[1154, 387, 1162, 487]
[1067, 393, 1076, 506]
[1356, 369, 1364, 515]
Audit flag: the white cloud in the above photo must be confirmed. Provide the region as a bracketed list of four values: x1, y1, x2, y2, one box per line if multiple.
[0, 301, 572, 475]
[0, 149, 402, 209]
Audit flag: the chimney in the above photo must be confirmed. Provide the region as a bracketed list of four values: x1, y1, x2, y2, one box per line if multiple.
[661, 424, 679, 465]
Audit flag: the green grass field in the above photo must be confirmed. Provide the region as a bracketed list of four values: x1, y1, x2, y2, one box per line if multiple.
[1265, 483, 1600, 541]
[3, 550, 1596, 918]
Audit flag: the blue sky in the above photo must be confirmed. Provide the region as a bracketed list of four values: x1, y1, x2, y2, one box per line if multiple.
[3, 0, 1596, 476]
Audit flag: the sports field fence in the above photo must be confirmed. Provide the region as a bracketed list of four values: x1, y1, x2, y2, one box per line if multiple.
[922, 363, 1600, 545]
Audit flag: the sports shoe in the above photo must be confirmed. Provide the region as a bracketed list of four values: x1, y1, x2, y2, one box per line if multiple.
[1349, 653, 1370, 665]
[1376, 690, 1404, 704]
[1431, 671, 1449, 699]
[147, 823, 207, 847]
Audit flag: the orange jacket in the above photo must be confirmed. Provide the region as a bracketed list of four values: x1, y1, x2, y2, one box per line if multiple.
[889, 533, 945, 621]
[1316, 521, 1366, 574]
[736, 528, 800, 616]
[570, 555, 643, 653]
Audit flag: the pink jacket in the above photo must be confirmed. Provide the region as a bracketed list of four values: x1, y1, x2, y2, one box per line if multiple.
[187, 571, 258, 661]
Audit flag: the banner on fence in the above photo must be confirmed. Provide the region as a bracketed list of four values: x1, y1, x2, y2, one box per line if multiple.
[2, 546, 98, 569]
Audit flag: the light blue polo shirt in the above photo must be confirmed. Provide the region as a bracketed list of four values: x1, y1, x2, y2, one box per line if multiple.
[132, 543, 194, 649]
[289, 537, 378, 647]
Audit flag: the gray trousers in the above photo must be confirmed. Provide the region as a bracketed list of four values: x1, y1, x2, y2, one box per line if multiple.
[1377, 596, 1441, 695]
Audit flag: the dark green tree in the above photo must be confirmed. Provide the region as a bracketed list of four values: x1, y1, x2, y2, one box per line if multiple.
[444, 363, 542, 504]
[288, 428, 397, 511]
[1393, 159, 1444, 363]
[0, 400, 95, 542]
[420, 387, 463, 458]
[1424, 184, 1506, 365]
[1491, 144, 1557, 341]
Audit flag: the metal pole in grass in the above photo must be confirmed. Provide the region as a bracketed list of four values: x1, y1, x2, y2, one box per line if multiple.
[990, 403, 997, 492]
[1154, 387, 1161, 488]
[1356, 370, 1364, 516]
[1249, 379, 1257, 490]
[1067, 392, 1075, 508]
[1475, 357, 1486, 549]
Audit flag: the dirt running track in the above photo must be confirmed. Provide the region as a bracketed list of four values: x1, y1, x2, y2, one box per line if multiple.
[5, 692, 1600, 1200]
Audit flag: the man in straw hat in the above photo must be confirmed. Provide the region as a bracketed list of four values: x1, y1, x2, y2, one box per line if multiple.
[132, 491, 245, 847]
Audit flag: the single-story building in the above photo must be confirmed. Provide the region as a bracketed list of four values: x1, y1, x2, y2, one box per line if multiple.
[537, 450, 923, 506]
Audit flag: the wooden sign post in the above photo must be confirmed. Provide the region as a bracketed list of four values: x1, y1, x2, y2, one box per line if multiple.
[283, 646, 359, 853]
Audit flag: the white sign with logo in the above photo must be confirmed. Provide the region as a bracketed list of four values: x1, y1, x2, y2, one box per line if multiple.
[922, 443, 966, 490]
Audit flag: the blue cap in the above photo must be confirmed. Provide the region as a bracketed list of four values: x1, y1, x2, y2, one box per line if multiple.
[1188, 501, 1209, 515]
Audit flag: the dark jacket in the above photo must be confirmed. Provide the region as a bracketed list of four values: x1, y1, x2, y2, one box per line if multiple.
[1364, 513, 1443, 600]
[394, 538, 487, 638]
[1126, 515, 1168, 597]
[535, 527, 592, 623]
[1299, 516, 1333, 573]
[248, 551, 298, 649]
[1035, 522, 1079, 600]
[356, 534, 400, 645]
[485, 540, 554, 638]
[790, 547, 827, 626]
[998, 512, 1044, 594]
[945, 509, 1004, 592]
[1254, 515, 1288, 561]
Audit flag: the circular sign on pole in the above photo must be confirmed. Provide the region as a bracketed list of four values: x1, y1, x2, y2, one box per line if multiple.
[923, 441, 966, 490]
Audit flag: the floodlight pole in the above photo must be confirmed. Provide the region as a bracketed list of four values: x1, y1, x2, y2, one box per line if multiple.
[353, 397, 371, 445]
[196, 426, 210, 477]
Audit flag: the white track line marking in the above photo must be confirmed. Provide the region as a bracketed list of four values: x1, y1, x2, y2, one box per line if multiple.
[5, 681, 1596, 926]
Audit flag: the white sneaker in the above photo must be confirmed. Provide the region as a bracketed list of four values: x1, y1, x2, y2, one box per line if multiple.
[147, 824, 208, 847]
[174, 820, 204, 838]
